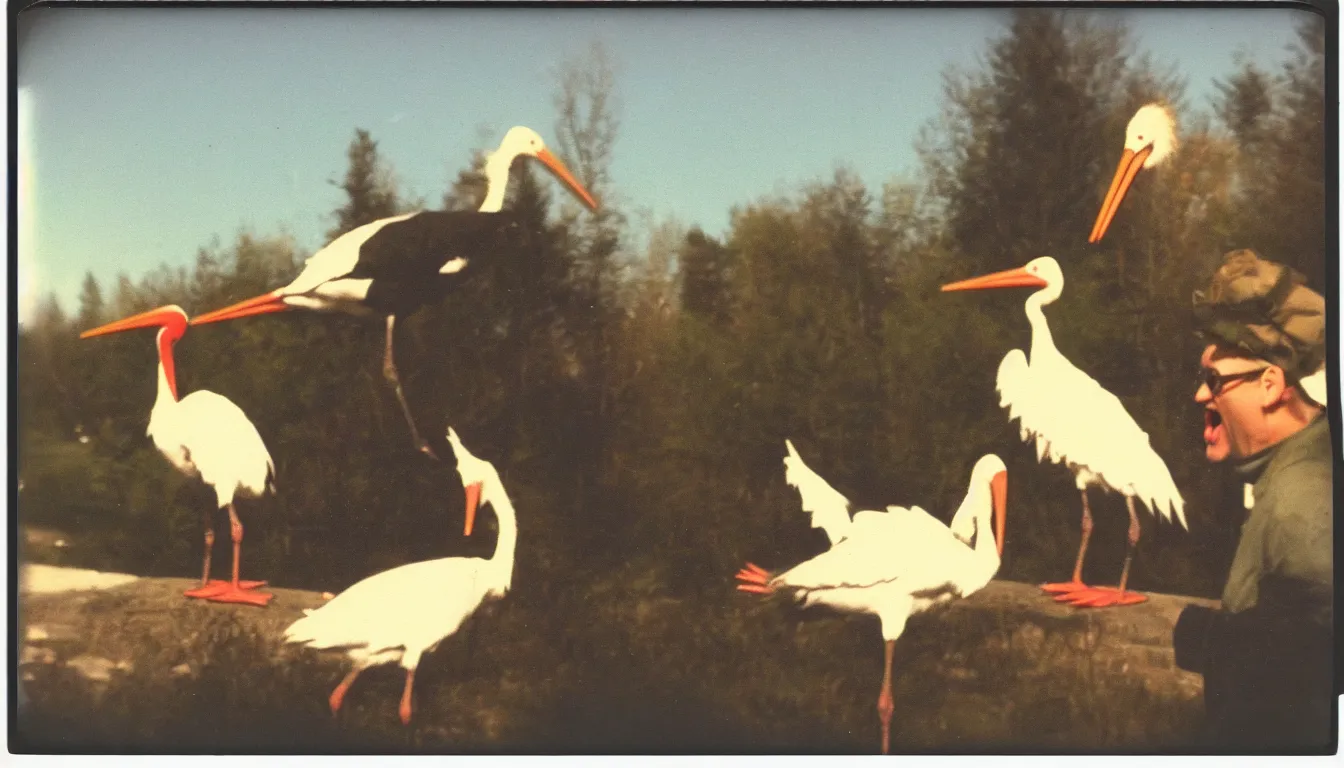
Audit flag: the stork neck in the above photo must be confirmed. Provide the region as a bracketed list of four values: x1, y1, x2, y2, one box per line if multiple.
[156, 330, 179, 403]
[1024, 292, 1058, 362]
[482, 478, 518, 588]
[479, 153, 514, 213]
[970, 494, 998, 559]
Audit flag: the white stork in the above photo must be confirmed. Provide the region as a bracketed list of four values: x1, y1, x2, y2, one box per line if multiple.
[189, 126, 598, 460]
[941, 256, 1187, 608]
[282, 427, 516, 725]
[736, 443, 1008, 754]
[80, 305, 276, 606]
[1089, 102, 1178, 243]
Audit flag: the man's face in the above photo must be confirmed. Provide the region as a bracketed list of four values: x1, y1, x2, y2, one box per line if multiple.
[1195, 344, 1270, 461]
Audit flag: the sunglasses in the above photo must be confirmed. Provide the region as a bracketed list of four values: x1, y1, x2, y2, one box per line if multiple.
[1200, 367, 1269, 396]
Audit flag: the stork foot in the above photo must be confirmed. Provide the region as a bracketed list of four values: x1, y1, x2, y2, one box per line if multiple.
[734, 562, 775, 594]
[203, 581, 274, 607]
[1040, 580, 1089, 594]
[1056, 586, 1147, 608]
[184, 579, 268, 599]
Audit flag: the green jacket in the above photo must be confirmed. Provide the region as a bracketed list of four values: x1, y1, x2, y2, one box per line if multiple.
[1173, 414, 1335, 750]
[1220, 414, 1333, 616]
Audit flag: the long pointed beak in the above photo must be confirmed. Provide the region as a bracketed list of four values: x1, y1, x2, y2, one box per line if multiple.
[189, 290, 289, 325]
[991, 471, 1007, 558]
[463, 482, 482, 537]
[941, 266, 1048, 293]
[536, 148, 599, 211]
[1089, 145, 1153, 243]
[80, 306, 174, 338]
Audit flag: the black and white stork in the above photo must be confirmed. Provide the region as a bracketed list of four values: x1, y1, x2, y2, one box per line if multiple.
[189, 126, 598, 460]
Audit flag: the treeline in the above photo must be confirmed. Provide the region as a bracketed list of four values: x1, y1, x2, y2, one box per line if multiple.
[17, 11, 1326, 603]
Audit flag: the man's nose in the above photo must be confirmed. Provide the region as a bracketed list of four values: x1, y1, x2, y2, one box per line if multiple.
[1194, 382, 1212, 403]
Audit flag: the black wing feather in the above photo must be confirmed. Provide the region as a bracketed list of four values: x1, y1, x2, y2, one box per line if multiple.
[349, 210, 524, 280]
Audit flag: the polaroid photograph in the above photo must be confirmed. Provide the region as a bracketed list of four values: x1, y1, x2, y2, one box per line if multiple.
[11, 0, 1337, 757]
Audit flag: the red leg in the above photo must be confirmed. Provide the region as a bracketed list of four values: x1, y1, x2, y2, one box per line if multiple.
[878, 640, 896, 755]
[399, 667, 416, 725]
[184, 517, 228, 599]
[203, 504, 273, 606]
[329, 667, 362, 715]
[1060, 497, 1148, 608]
[1042, 488, 1094, 595]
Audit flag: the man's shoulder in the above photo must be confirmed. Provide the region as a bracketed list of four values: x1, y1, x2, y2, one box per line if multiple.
[1258, 451, 1332, 521]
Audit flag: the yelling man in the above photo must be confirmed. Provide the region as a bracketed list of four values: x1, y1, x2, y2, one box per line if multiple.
[1173, 249, 1334, 749]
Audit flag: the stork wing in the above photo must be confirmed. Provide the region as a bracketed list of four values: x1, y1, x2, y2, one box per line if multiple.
[285, 211, 421, 294]
[1015, 356, 1186, 527]
[283, 558, 482, 650]
[783, 439, 854, 545]
[777, 506, 963, 592]
[349, 210, 525, 281]
[175, 391, 275, 500]
[996, 349, 1051, 456]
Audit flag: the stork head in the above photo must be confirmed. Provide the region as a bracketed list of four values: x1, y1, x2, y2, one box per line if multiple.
[79, 304, 189, 343]
[949, 454, 1008, 558]
[446, 427, 499, 537]
[1089, 102, 1178, 243]
[80, 305, 190, 399]
[484, 126, 598, 212]
[941, 256, 1063, 304]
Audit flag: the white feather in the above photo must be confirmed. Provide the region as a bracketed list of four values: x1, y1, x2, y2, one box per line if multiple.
[782, 439, 853, 545]
[438, 257, 468, 275]
[281, 211, 420, 296]
[146, 369, 273, 508]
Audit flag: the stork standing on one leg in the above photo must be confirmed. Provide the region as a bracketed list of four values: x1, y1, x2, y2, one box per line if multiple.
[80, 305, 276, 606]
[188, 127, 598, 460]
[737, 443, 1008, 753]
[942, 256, 1187, 608]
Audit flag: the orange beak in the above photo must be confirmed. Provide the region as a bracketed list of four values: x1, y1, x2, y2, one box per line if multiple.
[941, 266, 1048, 293]
[1088, 145, 1153, 243]
[990, 471, 1007, 558]
[536, 148, 599, 211]
[80, 306, 179, 338]
[189, 290, 290, 325]
[463, 481, 482, 537]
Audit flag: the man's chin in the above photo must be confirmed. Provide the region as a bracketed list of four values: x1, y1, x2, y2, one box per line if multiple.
[1205, 441, 1232, 462]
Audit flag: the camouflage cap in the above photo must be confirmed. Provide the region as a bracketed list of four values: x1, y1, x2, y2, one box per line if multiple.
[1192, 249, 1326, 390]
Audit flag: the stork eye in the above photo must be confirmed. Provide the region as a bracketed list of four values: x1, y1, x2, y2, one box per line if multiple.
[1137, 134, 1144, 141]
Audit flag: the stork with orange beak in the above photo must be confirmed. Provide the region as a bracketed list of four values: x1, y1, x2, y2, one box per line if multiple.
[80, 305, 277, 606]
[737, 446, 1008, 754]
[283, 427, 515, 725]
[942, 257, 1187, 608]
[189, 126, 598, 460]
[1089, 103, 1178, 243]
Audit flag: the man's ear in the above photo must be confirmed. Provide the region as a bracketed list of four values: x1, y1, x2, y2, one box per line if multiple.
[1261, 365, 1289, 407]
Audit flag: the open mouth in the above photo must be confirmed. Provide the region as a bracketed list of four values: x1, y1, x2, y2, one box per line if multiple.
[1204, 409, 1224, 446]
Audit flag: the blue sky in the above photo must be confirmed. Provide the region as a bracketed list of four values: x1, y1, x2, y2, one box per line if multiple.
[16, 6, 1314, 325]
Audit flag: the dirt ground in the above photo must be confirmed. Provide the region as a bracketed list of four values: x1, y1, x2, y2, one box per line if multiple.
[14, 562, 1220, 754]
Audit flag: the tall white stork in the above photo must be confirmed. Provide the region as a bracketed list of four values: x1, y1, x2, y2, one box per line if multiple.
[736, 443, 1008, 754]
[80, 305, 276, 606]
[1089, 103, 1178, 243]
[282, 427, 516, 725]
[189, 126, 598, 460]
[941, 256, 1187, 608]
